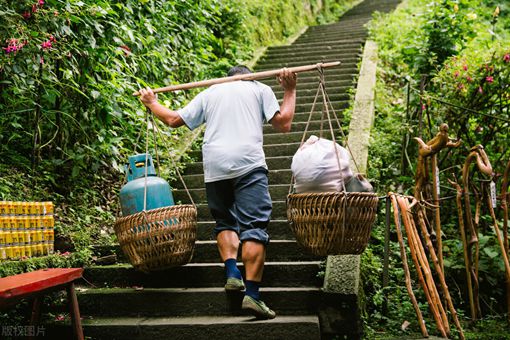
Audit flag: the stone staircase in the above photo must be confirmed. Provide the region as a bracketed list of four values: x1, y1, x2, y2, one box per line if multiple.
[48, 1, 400, 339]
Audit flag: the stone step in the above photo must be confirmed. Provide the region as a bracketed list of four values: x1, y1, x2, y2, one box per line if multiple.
[263, 119, 348, 134]
[194, 220, 297, 241]
[47, 315, 321, 340]
[256, 60, 358, 72]
[258, 50, 360, 64]
[191, 240, 322, 263]
[288, 91, 349, 105]
[265, 39, 364, 52]
[304, 21, 374, 33]
[266, 78, 354, 91]
[179, 169, 294, 191]
[266, 76, 358, 92]
[187, 141, 301, 161]
[83, 262, 324, 288]
[190, 200, 289, 221]
[173, 183, 291, 203]
[77, 287, 322, 317]
[181, 156, 293, 176]
[261, 71, 357, 86]
[294, 31, 367, 44]
[95, 240, 322, 263]
[258, 49, 361, 63]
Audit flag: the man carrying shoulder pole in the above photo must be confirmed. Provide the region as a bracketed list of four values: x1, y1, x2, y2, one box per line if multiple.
[139, 65, 297, 319]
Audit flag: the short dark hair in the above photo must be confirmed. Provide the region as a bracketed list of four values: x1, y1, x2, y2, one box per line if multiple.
[227, 65, 252, 77]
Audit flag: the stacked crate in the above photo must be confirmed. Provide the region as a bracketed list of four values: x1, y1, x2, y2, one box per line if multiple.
[0, 201, 54, 260]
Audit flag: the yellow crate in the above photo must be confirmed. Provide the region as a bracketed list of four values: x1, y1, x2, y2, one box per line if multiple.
[44, 230, 55, 242]
[43, 202, 54, 215]
[0, 202, 7, 215]
[0, 217, 8, 230]
[0, 246, 6, 260]
[4, 232, 13, 245]
[8, 202, 16, 216]
[23, 245, 32, 257]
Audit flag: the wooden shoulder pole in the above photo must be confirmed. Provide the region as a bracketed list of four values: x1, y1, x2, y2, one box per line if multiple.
[132, 61, 341, 96]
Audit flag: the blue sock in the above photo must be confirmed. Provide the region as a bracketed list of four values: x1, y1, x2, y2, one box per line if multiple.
[245, 280, 260, 300]
[224, 258, 242, 280]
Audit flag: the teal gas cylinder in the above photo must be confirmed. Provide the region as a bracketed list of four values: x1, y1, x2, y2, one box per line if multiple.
[119, 154, 175, 216]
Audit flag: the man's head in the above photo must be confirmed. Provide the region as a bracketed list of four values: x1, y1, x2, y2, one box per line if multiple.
[227, 65, 252, 77]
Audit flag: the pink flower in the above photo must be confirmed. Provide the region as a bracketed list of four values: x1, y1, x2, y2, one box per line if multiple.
[504, 54, 510, 63]
[466, 76, 473, 82]
[22, 11, 31, 19]
[38, 0, 44, 6]
[41, 40, 52, 49]
[458, 83, 465, 90]
[486, 76, 494, 83]
[40, 56, 44, 64]
[454, 71, 460, 78]
[463, 65, 468, 71]
[32, 4, 37, 13]
[55, 315, 65, 322]
[478, 86, 483, 94]
[421, 104, 426, 111]
[49, 35, 56, 42]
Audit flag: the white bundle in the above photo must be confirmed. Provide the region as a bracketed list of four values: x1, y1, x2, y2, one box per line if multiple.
[291, 135, 353, 193]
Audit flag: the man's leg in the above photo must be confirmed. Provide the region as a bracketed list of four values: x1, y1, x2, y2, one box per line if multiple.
[242, 241, 265, 282]
[217, 230, 240, 262]
[206, 180, 244, 291]
[233, 168, 275, 319]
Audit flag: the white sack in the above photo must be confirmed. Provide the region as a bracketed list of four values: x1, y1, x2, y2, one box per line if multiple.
[291, 135, 353, 193]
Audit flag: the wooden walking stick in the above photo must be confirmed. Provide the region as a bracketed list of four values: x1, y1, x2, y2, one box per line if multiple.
[461, 145, 494, 319]
[132, 61, 341, 95]
[486, 178, 510, 284]
[397, 195, 448, 337]
[448, 178, 477, 321]
[415, 205, 465, 339]
[502, 159, 510, 323]
[414, 124, 461, 271]
[389, 193, 428, 337]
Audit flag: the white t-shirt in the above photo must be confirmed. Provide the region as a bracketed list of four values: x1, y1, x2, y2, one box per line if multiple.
[178, 80, 280, 183]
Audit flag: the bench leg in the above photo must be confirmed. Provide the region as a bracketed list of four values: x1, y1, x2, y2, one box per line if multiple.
[29, 297, 42, 340]
[66, 282, 84, 340]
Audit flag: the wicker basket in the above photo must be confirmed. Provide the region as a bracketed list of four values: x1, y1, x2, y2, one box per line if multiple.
[287, 192, 378, 256]
[114, 204, 197, 272]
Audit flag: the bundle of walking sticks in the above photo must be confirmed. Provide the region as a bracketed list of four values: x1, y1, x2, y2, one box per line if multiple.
[388, 124, 510, 339]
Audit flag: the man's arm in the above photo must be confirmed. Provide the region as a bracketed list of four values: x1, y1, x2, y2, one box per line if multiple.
[270, 68, 297, 133]
[139, 87, 185, 128]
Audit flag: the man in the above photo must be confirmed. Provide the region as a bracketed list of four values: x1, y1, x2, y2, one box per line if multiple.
[139, 65, 297, 319]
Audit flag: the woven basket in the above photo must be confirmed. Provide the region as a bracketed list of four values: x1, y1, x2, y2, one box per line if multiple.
[287, 192, 378, 256]
[114, 204, 197, 272]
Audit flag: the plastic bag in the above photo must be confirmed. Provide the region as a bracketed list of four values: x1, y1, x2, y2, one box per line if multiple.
[291, 135, 353, 193]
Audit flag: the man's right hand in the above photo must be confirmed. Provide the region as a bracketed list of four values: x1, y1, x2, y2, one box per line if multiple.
[139, 87, 158, 107]
[277, 68, 297, 91]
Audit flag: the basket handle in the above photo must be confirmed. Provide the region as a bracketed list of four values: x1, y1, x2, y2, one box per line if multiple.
[142, 107, 196, 208]
[288, 66, 361, 194]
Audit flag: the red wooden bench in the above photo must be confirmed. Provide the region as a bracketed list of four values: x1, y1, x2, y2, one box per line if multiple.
[0, 268, 84, 340]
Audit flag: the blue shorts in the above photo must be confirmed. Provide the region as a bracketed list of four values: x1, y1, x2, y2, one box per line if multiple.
[205, 167, 271, 245]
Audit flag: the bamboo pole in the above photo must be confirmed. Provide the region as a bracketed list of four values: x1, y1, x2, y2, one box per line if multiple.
[397, 195, 448, 338]
[389, 194, 429, 337]
[132, 61, 341, 96]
